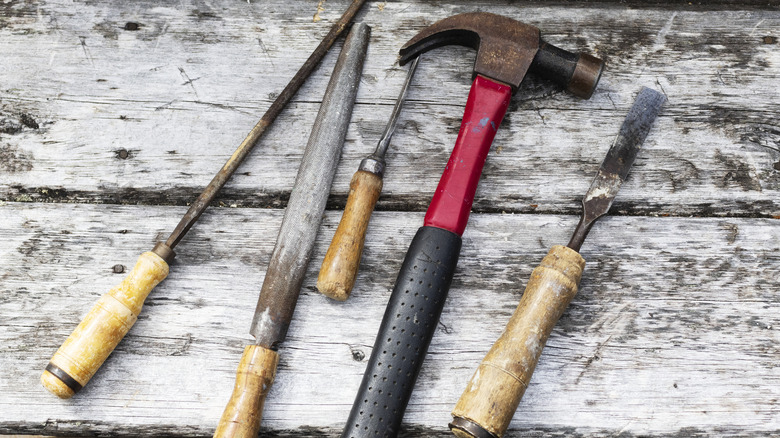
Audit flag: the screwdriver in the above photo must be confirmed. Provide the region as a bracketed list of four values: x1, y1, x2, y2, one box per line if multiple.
[450, 87, 666, 438]
[317, 56, 420, 301]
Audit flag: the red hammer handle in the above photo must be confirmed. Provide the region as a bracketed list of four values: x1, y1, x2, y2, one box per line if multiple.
[423, 75, 511, 236]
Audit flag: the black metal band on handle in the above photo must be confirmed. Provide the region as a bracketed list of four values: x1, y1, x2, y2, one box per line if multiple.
[341, 226, 462, 438]
[45, 362, 83, 393]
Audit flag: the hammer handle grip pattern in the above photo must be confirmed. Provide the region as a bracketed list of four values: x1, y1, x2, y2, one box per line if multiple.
[341, 226, 461, 438]
[214, 345, 279, 438]
[317, 170, 383, 301]
[41, 252, 169, 398]
[424, 75, 511, 236]
[451, 246, 585, 438]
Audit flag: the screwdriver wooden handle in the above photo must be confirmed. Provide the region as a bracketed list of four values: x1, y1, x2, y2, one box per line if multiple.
[451, 245, 585, 438]
[317, 170, 383, 301]
[40, 251, 169, 398]
[214, 345, 279, 438]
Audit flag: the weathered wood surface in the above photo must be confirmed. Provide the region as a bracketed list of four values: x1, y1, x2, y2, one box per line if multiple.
[1, 0, 779, 217]
[2, 204, 779, 437]
[1, 0, 779, 436]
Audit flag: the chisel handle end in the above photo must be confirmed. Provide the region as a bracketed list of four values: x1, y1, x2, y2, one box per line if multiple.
[317, 170, 383, 301]
[451, 246, 584, 438]
[214, 345, 279, 438]
[41, 251, 169, 398]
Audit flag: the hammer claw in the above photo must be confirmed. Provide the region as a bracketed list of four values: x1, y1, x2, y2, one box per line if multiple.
[399, 12, 603, 96]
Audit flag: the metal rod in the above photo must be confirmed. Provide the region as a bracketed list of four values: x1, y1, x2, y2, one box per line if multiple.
[160, 0, 367, 254]
[374, 56, 420, 158]
[358, 56, 419, 178]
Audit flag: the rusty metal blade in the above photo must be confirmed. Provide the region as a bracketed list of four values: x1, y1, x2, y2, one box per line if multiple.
[567, 87, 665, 251]
[250, 23, 369, 348]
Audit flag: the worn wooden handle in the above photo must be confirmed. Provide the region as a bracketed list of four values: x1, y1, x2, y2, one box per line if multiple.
[317, 170, 382, 301]
[40, 251, 169, 398]
[451, 245, 585, 438]
[214, 345, 279, 438]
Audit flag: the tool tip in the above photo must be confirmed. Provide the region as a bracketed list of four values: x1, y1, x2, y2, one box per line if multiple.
[638, 86, 667, 106]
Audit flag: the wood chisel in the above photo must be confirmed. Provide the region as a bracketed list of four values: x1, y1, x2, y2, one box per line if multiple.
[213, 23, 369, 438]
[40, 0, 367, 399]
[450, 87, 666, 438]
[317, 56, 420, 301]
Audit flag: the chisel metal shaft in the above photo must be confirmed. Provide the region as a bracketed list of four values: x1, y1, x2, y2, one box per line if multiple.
[450, 87, 666, 438]
[40, 0, 367, 399]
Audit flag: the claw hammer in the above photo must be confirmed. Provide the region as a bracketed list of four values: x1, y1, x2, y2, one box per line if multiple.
[340, 12, 604, 438]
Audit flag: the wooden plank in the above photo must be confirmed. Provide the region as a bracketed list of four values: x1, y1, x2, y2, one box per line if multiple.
[1, 1, 779, 217]
[1, 202, 778, 436]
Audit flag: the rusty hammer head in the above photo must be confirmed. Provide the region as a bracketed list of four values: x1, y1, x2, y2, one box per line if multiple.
[399, 12, 604, 98]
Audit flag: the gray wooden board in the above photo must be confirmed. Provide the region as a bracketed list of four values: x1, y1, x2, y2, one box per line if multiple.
[1, 203, 779, 436]
[1, 0, 780, 436]
[1, 1, 780, 217]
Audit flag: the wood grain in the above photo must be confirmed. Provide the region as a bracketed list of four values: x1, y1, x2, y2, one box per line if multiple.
[452, 246, 585, 438]
[1, 0, 779, 436]
[0, 2, 779, 218]
[0, 203, 778, 436]
[214, 345, 279, 438]
[317, 170, 383, 301]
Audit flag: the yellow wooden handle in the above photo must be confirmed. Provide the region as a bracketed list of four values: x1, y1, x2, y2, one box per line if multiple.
[317, 170, 382, 301]
[214, 345, 279, 438]
[40, 251, 169, 398]
[451, 245, 585, 438]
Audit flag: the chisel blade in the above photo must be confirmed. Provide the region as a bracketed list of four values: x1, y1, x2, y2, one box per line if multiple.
[585, 87, 664, 215]
[568, 87, 665, 251]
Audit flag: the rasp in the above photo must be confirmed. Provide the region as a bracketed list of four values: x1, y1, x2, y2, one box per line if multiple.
[212, 23, 369, 438]
[450, 87, 666, 438]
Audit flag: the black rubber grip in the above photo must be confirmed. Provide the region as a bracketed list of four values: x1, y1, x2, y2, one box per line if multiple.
[341, 226, 462, 438]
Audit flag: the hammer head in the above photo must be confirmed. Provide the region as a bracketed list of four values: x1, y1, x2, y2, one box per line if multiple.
[399, 12, 604, 98]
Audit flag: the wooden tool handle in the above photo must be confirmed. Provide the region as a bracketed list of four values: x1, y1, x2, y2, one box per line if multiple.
[317, 170, 383, 301]
[40, 251, 169, 398]
[214, 345, 279, 438]
[451, 246, 585, 438]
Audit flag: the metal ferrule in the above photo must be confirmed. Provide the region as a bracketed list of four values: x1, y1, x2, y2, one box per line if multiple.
[358, 155, 385, 178]
[449, 417, 499, 438]
[151, 242, 176, 264]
